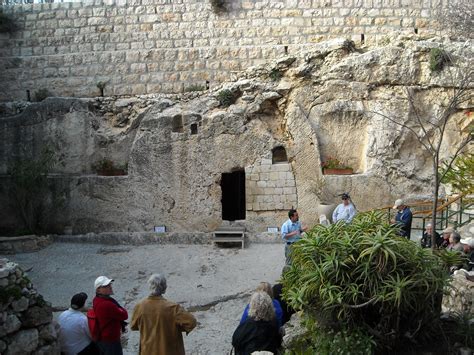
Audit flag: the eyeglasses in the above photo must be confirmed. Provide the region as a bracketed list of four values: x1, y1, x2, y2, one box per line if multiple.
[342, 198, 348, 200]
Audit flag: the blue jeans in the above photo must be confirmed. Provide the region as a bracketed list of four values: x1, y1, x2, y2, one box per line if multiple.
[96, 341, 123, 355]
[285, 243, 294, 265]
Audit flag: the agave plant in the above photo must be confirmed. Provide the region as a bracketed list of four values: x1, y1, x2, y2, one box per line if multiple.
[282, 211, 452, 351]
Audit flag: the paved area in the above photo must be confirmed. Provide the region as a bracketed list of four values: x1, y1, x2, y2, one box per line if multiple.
[3, 242, 285, 354]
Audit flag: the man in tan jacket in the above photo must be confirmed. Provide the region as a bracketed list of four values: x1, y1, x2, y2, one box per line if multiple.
[131, 274, 197, 355]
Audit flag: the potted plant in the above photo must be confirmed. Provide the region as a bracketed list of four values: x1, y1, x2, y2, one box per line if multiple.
[321, 156, 353, 175]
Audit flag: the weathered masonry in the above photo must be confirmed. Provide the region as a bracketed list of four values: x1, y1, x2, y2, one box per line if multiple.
[0, 0, 443, 101]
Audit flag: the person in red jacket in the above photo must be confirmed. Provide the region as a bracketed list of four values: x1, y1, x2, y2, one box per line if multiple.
[93, 276, 128, 355]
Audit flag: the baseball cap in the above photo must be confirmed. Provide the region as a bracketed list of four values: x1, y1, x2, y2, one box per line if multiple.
[71, 292, 88, 310]
[392, 199, 404, 209]
[94, 276, 114, 289]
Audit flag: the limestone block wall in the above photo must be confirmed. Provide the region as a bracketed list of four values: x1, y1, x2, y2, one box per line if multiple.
[0, 0, 442, 101]
[246, 159, 297, 212]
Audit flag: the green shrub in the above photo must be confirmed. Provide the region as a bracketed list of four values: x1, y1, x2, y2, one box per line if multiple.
[0, 285, 22, 304]
[8, 145, 58, 234]
[185, 84, 206, 92]
[269, 68, 283, 81]
[429, 48, 451, 72]
[443, 312, 474, 350]
[210, 0, 226, 13]
[285, 317, 375, 355]
[282, 211, 451, 351]
[216, 89, 236, 107]
[441, 152, 474, 194]
[34, 88, 52, 102]
[96, 81, 107, 97]
[0, 12, 17, 33]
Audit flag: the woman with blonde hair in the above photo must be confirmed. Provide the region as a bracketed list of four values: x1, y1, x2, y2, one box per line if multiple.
[239, 282, 283, 327]
[232, 292, 281, 354]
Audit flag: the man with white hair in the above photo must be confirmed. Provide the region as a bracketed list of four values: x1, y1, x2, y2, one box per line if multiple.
[392, 198, 413, 239]
[420, 223, 440, 248]
[92, 276, 128, 355]
[131, 274, 197, 355]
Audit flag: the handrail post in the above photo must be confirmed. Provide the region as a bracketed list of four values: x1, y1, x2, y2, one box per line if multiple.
[445, 206, 449, 228]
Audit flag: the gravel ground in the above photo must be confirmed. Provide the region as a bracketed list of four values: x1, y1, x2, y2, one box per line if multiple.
[3, 242, 285, 355]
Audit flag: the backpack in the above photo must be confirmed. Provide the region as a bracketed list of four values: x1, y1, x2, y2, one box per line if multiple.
[86, 308, 101, 342]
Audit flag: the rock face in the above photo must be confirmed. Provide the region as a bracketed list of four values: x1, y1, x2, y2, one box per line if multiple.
[0, 259, 59, 355]
[0, 37, 472, 234]
[442, 271, 474, 317]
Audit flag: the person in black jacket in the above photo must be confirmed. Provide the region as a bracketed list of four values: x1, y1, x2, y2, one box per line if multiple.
[420, 223, 441, 248]
[272, 283, 294, 326]
[232, 292, 281, 355]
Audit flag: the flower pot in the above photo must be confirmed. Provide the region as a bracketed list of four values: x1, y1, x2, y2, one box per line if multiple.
[323, 168, 353, 175]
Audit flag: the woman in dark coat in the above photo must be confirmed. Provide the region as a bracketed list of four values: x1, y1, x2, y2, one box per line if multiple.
[232, 292, 281, 355]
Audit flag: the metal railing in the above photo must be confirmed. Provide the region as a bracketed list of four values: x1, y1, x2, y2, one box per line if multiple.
[374, 193, 474, 234]
[413, 194, 474, 232]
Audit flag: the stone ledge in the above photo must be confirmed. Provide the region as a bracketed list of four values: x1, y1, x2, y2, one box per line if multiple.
[52, 232, 283, 245]
[0, 235, 52, 254]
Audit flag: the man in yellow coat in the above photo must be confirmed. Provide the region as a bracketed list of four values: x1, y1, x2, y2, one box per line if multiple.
[131, 274, 197, 355]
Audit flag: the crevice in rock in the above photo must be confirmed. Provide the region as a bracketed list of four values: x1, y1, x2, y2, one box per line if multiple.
[185, 290, 252, 312]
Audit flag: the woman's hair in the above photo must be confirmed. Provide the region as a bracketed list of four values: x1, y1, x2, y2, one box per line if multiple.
[451, 232, 461, 243]
[248, 292, 275, 322]
[256, 282, 273, 299]
[148, 274, 167, 296]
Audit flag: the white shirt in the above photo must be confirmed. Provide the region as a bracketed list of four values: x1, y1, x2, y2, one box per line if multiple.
[58, 308, 92, 355]
[332, 203, 357, 223]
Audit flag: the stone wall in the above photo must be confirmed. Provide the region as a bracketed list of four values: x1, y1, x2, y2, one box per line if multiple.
[246, 160, 297, 212]
[0, 236, 53, 254]
[442, 272, 474, 316]
[0, 0, 444, 101]
[0, 259, 59, 355]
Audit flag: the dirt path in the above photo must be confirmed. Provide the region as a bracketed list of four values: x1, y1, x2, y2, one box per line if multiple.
[4, 242, 285, 354]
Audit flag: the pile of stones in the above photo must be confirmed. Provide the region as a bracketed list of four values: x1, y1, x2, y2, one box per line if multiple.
[0, 258, 59, 355]
[442, 271, 474, 316]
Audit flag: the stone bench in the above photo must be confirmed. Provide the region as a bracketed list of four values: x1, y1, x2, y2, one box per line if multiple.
[213, 227, 245, 249]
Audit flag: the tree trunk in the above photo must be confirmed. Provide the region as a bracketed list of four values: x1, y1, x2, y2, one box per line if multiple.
[431, 160, 440, 249]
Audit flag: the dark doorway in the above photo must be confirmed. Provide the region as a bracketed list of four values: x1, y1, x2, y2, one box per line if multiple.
[221, 170, 246, 221]
[272, 146, 288, 163]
